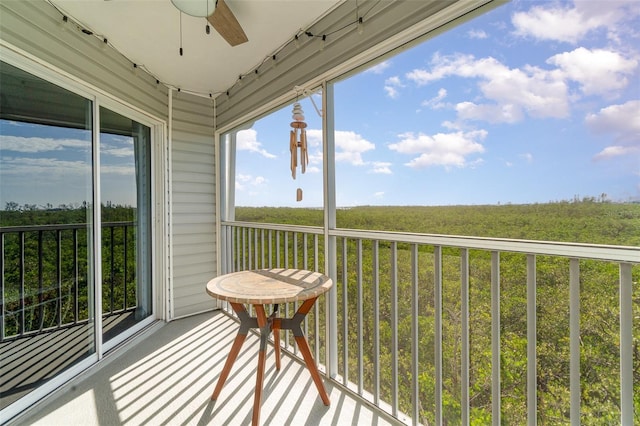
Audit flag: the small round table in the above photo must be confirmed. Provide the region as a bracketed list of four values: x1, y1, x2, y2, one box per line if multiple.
[206, 268, 333, 426]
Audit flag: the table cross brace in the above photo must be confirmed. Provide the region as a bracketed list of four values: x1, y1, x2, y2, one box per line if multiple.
[211, 298, 329, 426]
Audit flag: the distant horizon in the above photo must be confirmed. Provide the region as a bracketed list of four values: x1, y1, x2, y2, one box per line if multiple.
[2, 193, 638, 213]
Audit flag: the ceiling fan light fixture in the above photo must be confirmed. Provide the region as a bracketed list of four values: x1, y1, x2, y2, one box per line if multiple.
[171, 0, 216, 18]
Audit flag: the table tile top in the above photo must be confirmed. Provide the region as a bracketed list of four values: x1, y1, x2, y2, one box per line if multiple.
[206, 268, 333, 304]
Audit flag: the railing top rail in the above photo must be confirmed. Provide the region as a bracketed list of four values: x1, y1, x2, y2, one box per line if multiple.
[0, 221, 135, 233]
[222, 220, 640, 263]
[222, 220, 324, 235]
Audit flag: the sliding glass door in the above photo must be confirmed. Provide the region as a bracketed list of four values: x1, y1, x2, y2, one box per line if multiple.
[0, 60, 157, 413]
[99, 107, 152, 343]
[0, 61, 96, 409]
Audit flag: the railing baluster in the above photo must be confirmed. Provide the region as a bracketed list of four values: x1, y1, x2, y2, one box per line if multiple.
[341, 237, 348, 386]
[303, 233, 309, 338]
[434, 245, 442, 425]
[357, 239, 363, 395]
[314, 234, 319, 363]
[268, 230, 273, 269]
[1, 233, 5, 340]
[123, 224, 128, 310]
[411, 243, 419, 425]
[110, 226, 115, 315]
[248, 228, 253, 270]
[527, 254, 537, 425]
[284, 231, 289, 268]
[38, 230, 44, 330]
[461, 248, 470, 425]
[391, 241, 399, 417]
[276, 231, 281, 268]
[254, 227, 258, 269]
[57, 229, 62, 327]
[293, 232, 298, 269]
[73, 228, 78, 323]
[260, 229, 265, 269]
[491, 251, 501, 426]
[619, 262, 632, 426]
[569, 258, 580, 425]
[242, 227, 247, 270]
[19, 231, 25, 336]
[372, 240, 380, 406]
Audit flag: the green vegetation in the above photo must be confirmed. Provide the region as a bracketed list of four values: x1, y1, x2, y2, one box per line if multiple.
[236, 200, 640, 246]
[2, 200, 638, 423]
[234, 201, 640, 424]
[1, 203, 138, 338]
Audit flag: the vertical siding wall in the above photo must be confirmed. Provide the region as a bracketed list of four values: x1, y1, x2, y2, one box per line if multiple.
[0, 1, 219, 319]
[170, 93, 217, 318]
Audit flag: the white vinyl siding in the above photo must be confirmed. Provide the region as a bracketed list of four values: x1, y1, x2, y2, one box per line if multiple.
[170, 92, 217, 318]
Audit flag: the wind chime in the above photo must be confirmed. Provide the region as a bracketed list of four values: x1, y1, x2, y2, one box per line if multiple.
[289, 102, 308, 201]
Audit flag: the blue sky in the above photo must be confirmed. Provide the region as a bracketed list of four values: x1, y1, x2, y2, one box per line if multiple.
[0, 120, 137, 208]
[1, 0, 638, 209]
[234, 0, 640, 207]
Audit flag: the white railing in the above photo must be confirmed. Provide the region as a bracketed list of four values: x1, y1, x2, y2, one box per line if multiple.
[220, 221, 639, 426]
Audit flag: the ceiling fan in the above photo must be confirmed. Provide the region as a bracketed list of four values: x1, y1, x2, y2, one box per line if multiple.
[171, 0, 248, 46]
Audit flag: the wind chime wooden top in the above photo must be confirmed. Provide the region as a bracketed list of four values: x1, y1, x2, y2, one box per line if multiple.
[290, 102, 309, 180]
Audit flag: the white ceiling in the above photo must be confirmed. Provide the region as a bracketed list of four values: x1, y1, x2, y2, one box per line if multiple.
[50, 0, 341, 97]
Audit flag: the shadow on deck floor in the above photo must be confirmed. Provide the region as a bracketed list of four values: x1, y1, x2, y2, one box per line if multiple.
[14, 311, 397, 425]
[1, 311, 138, 410]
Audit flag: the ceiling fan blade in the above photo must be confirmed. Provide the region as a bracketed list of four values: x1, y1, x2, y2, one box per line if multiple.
[207, 0, 248, 47]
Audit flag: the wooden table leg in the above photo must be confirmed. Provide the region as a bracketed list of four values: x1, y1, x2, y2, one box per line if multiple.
[271, 305, 281, 370]
[291, 298, 330, 406]
[211, 302, 251, 401]
[252, 305, 269, 426]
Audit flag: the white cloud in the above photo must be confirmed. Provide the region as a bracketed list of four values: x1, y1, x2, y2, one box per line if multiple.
[332, 130, 375, 166]
[408, 53, 571, 122]
[547, 47, 637, 97]
[511, 1, 640, 44]
[422, 88, 448, 109]
[388, 130, 486, 169]
[0, 156, 88, 175]
[308, 129, 385, 173]
[407, 47, 637, 125]
[236, 173, 267, 191]
[0, 135, 88, 153]
[585, 100, 640, 149]
[593, 145, 640, 160]
[384, 75, 404, 99]
[374, 191, 385, 198]
[367, 61, 391, 74]
[101, 165, 135, 175]
[370, 161, 392, 174]
[520, 153, 534, 163]
[385, 86, 399, 99]
[512, 5, 598, 44]
[102, 146, 134, 158]
[468, 29, 488, 39]
[236, 129, 276, 158]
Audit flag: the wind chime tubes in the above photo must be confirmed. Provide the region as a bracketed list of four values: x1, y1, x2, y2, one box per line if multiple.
[290, 102, 309, 195]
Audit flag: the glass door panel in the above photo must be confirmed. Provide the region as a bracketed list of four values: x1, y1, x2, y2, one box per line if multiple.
[99, 107, 152, 342]
[0, 61, 95, 409]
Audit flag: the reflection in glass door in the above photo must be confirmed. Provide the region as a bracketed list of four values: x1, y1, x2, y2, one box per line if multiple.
[0, 61, 96, 409]
[99, 107, 152, 342]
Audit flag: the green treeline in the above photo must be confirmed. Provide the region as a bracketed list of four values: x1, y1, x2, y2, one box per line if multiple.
[1, 204, 138, 337]
[235, 201, 640, 246]
[234, 201, 640, 424]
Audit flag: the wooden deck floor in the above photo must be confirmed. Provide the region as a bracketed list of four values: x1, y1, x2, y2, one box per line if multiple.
[13, 311, 400, 425]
